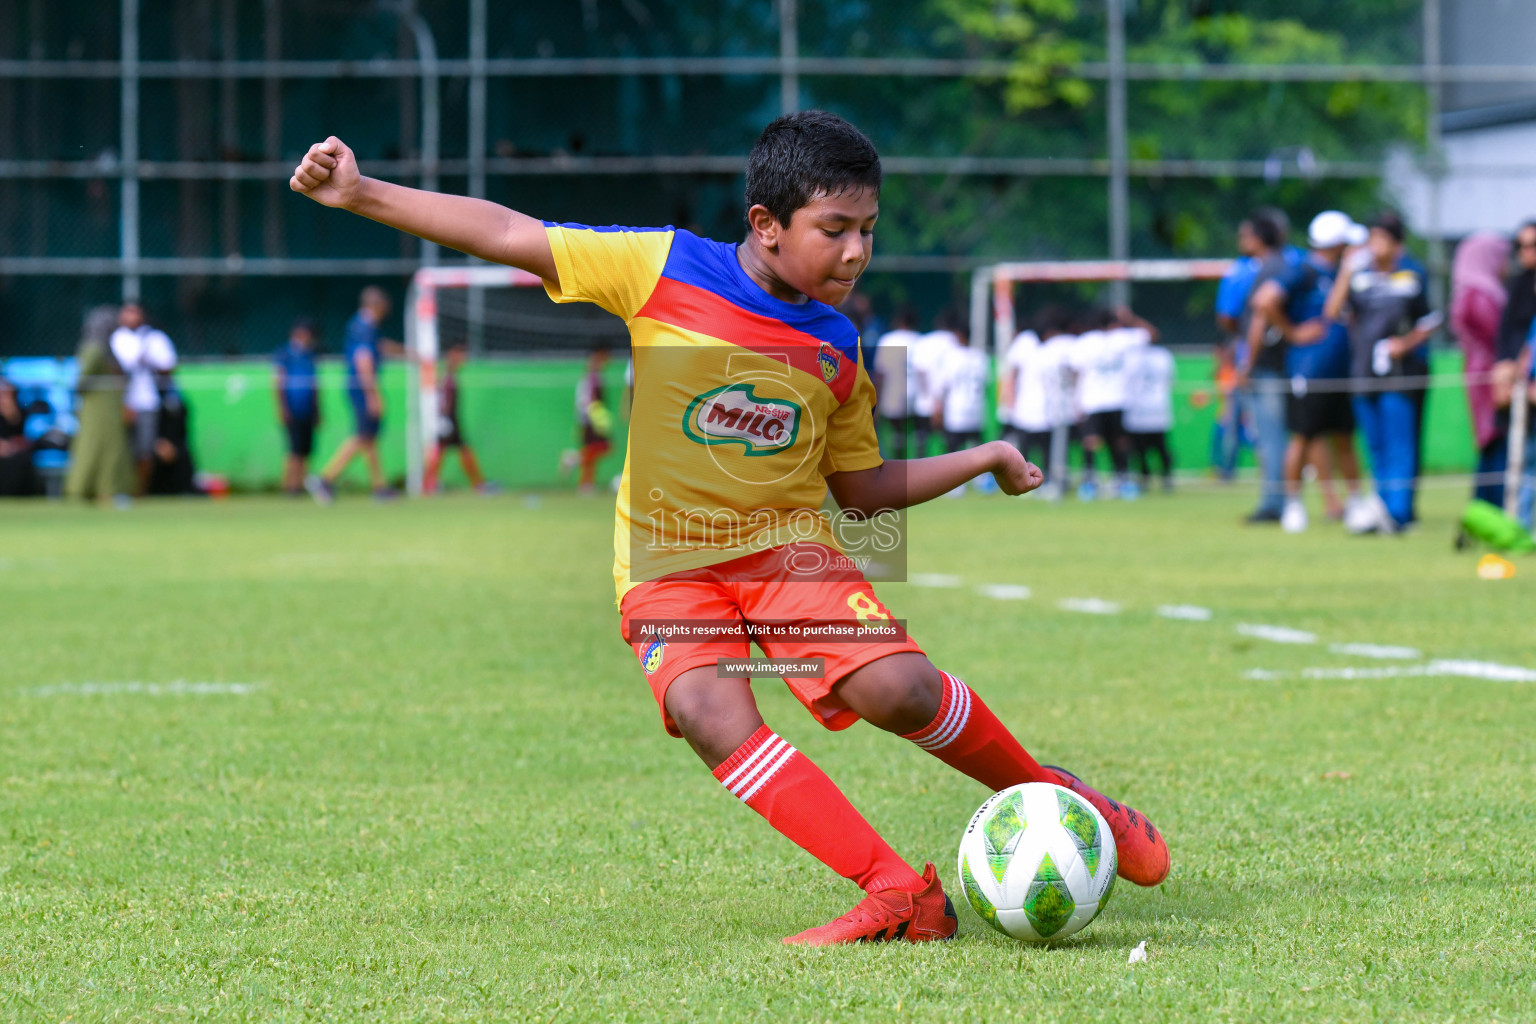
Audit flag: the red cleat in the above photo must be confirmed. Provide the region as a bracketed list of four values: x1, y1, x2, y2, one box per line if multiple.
[1045, 766, 1170, 887]
[783, 863, 958, 946]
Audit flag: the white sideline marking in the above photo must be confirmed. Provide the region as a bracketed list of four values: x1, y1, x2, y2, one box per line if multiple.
[1157, 604, 1212, 621]
[1235, 623, 1317, 645]
[24, 681, 260, 697]
[977, 584, 1032, 601]
[1245, 660, 1536, 683]
[911, 573, 963, 588]
[1328, 642, 1422, 660]
[1058, 597, 1121, 615]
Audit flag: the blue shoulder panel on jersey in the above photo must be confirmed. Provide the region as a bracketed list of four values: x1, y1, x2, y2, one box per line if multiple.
[657, 229, 861, 362]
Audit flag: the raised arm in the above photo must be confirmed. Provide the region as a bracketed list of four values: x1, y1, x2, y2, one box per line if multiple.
[290, 137, 556, 281]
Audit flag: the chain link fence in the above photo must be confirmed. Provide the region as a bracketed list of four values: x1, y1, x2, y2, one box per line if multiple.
[1, 0, 1532, 357]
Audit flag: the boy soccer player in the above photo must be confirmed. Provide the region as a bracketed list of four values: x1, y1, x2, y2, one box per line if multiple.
[290, 110, 1169, 945]
[424, 344, 495, 495]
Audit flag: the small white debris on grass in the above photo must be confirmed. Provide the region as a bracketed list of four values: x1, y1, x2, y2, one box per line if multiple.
[1058, 597, 1121, 615]
[911, 573, 963, 588]
[1157, 604, 1212, 621]
[1235, 623, 1318, 645]
[1128, 940, 1148, 964]
[976, 584, 1032, 601]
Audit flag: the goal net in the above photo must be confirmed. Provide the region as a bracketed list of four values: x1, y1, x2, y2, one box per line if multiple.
[404, 264, 630, 496]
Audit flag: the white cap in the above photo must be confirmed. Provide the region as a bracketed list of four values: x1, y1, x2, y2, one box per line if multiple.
[1308, 210, 1367, 249]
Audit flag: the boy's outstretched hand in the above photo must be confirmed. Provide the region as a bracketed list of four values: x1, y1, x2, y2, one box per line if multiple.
[988, 441, 1044, 496]
[290, 137, 362, 209]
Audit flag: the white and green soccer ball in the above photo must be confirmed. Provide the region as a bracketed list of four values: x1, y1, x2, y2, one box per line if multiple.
[956, 782, 1117, 942]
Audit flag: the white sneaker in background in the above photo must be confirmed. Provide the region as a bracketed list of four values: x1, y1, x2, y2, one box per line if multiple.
[944, 482, 967, 498]
[1343, 494, 1376, 534]
[1281, 499, 1308, 533]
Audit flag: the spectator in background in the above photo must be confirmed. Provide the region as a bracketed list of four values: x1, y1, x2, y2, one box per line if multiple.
[109, 302, 177, 497]
[1251, 211, 1367, 533]
[148, 374, 196, 495]
[1236, 208, 1296, 524]
[1002, 306, 1076, 498]
[873, 308, 920, 457]
[931, 324, 990, 496]
[1326, 211, 1439, 534]
[1490, 221, 1536, 505]
[1213, 218, 1261, 480]
[66, 309, 134, 504]
[274, 317, 321, 497]
[911, 312, 960, 458]
[308, 286, 398, 503]
[0, 379, 37, 496]
[1071, 306, 1153, 500]
[1122, 321, 1175, 492]
[573, 347, 613, 496]
[1449, 231, 1511, 507]
[425, 344, 495, 495]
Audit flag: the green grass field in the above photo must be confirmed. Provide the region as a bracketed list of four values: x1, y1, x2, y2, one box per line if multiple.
[3, 485, 1533, 1022]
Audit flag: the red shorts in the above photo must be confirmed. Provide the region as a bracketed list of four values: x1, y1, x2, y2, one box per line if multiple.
[619, 542, 926, 737]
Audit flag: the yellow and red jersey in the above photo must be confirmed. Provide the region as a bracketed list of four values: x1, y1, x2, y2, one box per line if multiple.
[542, 222, 881, 603]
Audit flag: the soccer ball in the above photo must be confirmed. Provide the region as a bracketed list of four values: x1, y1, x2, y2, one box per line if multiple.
[956, 782, 1117, 942]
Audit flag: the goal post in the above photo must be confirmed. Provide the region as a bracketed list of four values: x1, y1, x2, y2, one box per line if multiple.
[971, 258, 1235, 362]
[404, 264, 547, 497]
[969, 258, 1235, 495]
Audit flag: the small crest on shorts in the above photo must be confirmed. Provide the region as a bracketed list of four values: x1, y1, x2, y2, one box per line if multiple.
[640, 636, 667, 675]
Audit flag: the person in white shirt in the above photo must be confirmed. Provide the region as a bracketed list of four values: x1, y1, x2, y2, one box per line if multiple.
[1122, 334, 1176, 491]
[1000, 306, 1075, 487]
[932, 325, 989, 451]
[1069, 306, 1155, 499]
[109, 302, 178, 496]
[930, 325, 992, 496]
[872, 309, 921, 457]
[911, 315, 960, 458]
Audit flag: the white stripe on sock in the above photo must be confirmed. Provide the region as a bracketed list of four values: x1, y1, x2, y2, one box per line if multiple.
[720, 735, 784, 791]
[736, 744, 798, 803]
[917, 677, 971, 750]
[911, 674, 963, 749]
[729, 739, 792, 798]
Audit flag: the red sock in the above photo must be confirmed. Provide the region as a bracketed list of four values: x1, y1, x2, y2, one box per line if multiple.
[901, 671, 1053, 791]
[713, 725, 924, 894]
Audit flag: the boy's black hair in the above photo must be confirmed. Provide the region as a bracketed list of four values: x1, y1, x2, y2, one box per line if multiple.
[1034, 304, 1071, 337]
[744, 110, 881, 227]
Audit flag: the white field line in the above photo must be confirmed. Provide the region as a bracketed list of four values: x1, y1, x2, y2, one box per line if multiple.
[24, 681, 260, 697]
[1328, 642, 1422, 660]
[1157, 604, 1213, 621]
[977, 584, 1032, 600]
[1058, 597, 1121, 615]
[1245, 660, 1536, 683]
[911, 573, 964, 588]
[1235, 623, 1318, 645]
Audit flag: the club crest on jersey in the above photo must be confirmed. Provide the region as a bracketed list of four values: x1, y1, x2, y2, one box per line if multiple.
[682, 383, 802, 456]
[640, 636, 667, 675]
[818, 342, 840, 383]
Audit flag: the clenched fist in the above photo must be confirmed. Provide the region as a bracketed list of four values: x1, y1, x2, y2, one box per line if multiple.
[987, 440, 1044, 496]
[290, 136, 362, 209]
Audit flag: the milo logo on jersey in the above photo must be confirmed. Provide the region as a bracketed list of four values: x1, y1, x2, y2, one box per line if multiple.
[683, 383, 802, 455]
